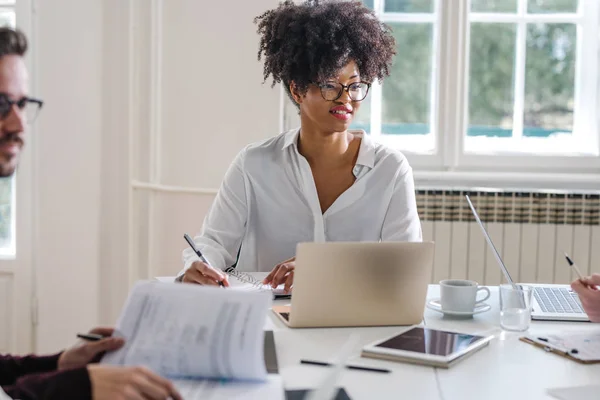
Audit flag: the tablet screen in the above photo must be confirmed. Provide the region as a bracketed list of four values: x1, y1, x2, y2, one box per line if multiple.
[375, 327, 485, 357]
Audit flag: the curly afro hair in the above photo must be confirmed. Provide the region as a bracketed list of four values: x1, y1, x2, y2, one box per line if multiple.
[255, 0, 396, 104]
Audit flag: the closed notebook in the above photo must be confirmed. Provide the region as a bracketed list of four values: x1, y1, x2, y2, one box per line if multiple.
[547, 385, 600, 400]
[361, 327, 493, 368]
[520, 332, 600, 364]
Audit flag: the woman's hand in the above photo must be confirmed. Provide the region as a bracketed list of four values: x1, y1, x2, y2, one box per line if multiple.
[182, 261, 230, 287]
[571, 273, 600, 322]
[263, 257, 295, 293]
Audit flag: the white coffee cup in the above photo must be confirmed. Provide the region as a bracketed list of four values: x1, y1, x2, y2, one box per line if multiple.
[440, 279, 491, 312]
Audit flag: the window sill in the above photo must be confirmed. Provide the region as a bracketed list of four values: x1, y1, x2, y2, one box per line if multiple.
[413, 170, 600, 192]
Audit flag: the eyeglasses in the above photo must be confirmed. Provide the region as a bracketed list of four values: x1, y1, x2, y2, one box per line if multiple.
[0, 93, 44, 123]
[314, 81, 371, 102]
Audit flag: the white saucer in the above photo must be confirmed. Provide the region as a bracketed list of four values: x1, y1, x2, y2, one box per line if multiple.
[426, 299, 491, 316]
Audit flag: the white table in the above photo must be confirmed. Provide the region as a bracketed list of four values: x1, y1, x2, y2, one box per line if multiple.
[268, 285, 600, 400]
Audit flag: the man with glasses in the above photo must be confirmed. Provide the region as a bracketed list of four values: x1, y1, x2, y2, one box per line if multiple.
[0, 28, 181, 400]
[179, 0, 422, 292]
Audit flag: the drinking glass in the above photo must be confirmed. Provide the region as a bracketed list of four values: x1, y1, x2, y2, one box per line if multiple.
[499, 284, 533, 331]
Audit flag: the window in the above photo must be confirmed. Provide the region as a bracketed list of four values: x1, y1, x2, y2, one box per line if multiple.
[354, 0, 600, 170]
[0, 0, 16, 257]
[353, 0, 438, 154]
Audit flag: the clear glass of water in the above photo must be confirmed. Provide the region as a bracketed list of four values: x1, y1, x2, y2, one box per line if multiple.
[499, 284, 533, 332]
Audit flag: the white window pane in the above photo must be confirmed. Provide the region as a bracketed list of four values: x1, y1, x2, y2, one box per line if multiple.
[468, 23, 516, 138]
[0, 10, 15, 28]
[471, 0, 517, 13]
[528, 0, 578, 13]
[384, 0, 433, 13]
[0, 1, 15, 5]
[381, 23, 433, 145]
[0, 177, 14, 253]
[524, 23, 575, 136]
[350, 94, 371, 134]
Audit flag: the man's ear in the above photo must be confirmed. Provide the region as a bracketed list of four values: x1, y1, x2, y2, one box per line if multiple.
[289, 82, 303, 105]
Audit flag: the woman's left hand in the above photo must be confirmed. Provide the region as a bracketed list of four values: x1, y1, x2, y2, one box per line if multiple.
[263, 257, 295, 293]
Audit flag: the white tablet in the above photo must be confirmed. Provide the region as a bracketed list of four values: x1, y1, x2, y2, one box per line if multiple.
[362, 327, 493, 367]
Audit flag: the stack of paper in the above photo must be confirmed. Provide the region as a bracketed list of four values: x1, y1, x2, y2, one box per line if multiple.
[102, 281, 283, 398]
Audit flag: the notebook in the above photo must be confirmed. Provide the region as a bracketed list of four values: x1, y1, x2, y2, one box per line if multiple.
[547, 385, 600, 400]
[156, 271, 291, 299]
[361, 327, 494, 368]
[520, 332, 600, 364]
[226, 269, 290, 298]
[101, 281, 284, 399]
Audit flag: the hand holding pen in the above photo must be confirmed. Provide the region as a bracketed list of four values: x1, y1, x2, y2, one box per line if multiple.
[566, 253, 600, 322]
[59, 328, 124, 370]
[75, 331, 183, 399]
[565, 253, 598, 290]
[181, 234, 229, 287]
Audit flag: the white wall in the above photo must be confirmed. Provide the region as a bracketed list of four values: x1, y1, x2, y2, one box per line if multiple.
[99, 0, 134, 334]
[149, 0, 282, 276]
[34, 0, 103, 352]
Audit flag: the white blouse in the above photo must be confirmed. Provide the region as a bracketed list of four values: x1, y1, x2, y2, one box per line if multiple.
[180, 129, 422, 274]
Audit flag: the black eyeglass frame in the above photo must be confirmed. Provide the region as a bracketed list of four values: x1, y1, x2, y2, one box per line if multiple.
[312, 81, 372, 102]
[0, 93, 44, 122]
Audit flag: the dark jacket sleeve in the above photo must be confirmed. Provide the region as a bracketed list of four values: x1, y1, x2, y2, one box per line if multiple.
[0, 354, 61, 386]
[2, 367, 92, 400]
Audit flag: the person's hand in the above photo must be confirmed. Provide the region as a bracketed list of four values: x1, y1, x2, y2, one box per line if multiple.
[88, 365, 182, 400]
[58, 327, 124, 370]
[579, 273, 600, 289]
[263, 257, 295, 293]
[182, 260, 229, 287]
[571, 273, 600, 322]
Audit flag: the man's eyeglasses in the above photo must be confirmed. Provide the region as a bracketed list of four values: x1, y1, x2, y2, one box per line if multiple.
[314, 81, 371, 102]
[0, 93, 44, 123]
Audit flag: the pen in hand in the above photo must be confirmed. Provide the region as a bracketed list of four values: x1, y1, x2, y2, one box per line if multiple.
[565, 253, 598, 290]
[183, 233, 226, 287]
[565, 253, 584, 280]
[77, 333, 107, 341]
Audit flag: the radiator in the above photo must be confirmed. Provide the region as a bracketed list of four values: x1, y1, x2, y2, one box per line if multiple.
[416, 189, 600, 285]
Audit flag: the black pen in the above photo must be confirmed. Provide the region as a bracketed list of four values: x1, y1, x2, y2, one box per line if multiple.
[564, 253, 584, 280]
[183, 233, 225, 287]
[77, 333, 106, 341]
[300, 359, 391, 373]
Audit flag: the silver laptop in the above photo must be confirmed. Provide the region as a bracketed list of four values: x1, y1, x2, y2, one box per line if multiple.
[272, 241, 435, 328]
[465, 195, 589, 322]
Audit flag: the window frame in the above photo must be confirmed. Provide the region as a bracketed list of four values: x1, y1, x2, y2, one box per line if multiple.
[368, 0, 600, 173]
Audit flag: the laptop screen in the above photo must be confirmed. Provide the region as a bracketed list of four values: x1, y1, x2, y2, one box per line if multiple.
[465, 195, 515, 286]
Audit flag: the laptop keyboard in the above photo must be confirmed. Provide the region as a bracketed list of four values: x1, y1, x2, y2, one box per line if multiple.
[534, 287, 584, 314]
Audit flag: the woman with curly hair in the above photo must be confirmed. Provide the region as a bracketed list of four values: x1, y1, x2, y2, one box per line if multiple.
[179, 0, 422, 292]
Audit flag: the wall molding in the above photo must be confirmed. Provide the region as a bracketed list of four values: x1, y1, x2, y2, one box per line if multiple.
[131, 181, 218, 195]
